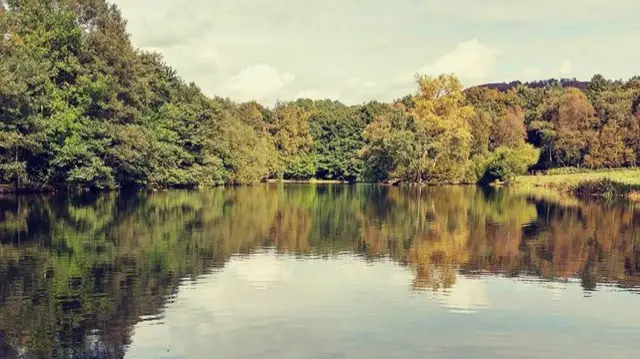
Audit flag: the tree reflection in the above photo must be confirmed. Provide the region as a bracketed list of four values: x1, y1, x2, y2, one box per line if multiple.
[0, 185, 638, 356]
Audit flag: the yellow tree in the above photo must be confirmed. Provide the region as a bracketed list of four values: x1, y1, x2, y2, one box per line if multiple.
[270, 102, 315, 179]
[410, 74, 474, 183]
[270, 102, 313, 155]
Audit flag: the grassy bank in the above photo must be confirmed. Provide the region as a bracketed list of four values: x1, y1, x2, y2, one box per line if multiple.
[515, 169, 640, 200]
[264, 179, 353, 185]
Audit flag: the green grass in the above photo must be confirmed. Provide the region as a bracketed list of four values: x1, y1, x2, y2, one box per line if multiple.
[515, 168, 640, 200]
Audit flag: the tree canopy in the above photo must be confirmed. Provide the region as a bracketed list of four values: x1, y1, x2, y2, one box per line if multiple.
[1, 1, 639, 190]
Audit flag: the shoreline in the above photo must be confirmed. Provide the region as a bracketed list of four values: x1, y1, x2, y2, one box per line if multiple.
[3, 170, 640, 201]
[514, 168, 640, 201]
[264, 179, 352, 184]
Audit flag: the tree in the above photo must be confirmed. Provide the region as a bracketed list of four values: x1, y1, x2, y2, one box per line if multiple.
[585, 121, 634, 168]
[362, 74, 474, 184]
[307, 100, 366, 181]
[409, 74, 474, 183]
[270, 102, 315, 179]
[481, 144, 540, 183]
[468, 109, 491, 156]
[237, 100, 272, 134]
[587, 74, 611, 97]
[360, 107, 415, 183]
[552, 88, 597, 166]
[491, 106, 527, 150]
[214, 116, 272, 185]
[2, 0, 640, 190]
[465, 86, 525, 154]
[585, 82, 637, 168]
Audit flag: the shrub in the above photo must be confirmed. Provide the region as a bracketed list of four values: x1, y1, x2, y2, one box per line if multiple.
[545, 167, 586, 175]
[573, 179, 637, 199]
[480, 144, 540, 184]
[283, 155, 317, 180]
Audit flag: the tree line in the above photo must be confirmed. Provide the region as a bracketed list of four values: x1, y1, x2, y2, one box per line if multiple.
[1, 0, 639, 191]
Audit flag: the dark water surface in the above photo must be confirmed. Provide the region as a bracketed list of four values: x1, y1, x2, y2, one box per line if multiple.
[0, 185, 639, 358]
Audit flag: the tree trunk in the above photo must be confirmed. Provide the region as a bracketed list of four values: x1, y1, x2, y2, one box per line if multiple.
[15, 146, 20, 190]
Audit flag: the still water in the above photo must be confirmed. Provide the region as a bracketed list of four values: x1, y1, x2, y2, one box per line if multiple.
[0, 184, 639, 358]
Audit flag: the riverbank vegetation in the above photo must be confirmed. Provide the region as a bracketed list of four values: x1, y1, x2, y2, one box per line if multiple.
[1, 0, 639, 192]
[516, 169, 640, 200]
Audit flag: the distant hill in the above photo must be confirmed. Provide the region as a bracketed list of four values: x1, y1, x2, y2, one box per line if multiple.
[475, 79, 589, 92]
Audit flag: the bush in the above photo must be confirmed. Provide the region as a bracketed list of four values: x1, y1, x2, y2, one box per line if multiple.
[66, 157, 116, 190]
[462, 154, 491, 184]
[545, 167, 586, 175]
[480, 144, 540, 184]
[283, 154, 317, 180]
[573, 179, 637, 199]
[0, 162, 28, 188]
[545, 167, 629, 176]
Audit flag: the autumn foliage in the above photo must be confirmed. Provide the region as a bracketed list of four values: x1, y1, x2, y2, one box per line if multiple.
[0, 1, 638, 190]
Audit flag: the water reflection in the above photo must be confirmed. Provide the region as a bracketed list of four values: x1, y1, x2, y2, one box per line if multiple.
[0, 185, 638, 358]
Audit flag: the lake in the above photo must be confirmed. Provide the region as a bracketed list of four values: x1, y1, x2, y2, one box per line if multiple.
[0, 184, 639, 359]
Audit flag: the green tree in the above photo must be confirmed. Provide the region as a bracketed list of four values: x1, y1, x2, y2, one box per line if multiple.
[306, 100, 366, 181]
[481, 144, 540, 183]
[214, 116, 272, 185]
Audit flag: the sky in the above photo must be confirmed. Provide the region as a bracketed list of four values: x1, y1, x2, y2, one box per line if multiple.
[112, 0, 640, 106]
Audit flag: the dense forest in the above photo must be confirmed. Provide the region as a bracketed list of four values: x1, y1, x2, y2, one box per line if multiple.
[1, 0, 639, 191]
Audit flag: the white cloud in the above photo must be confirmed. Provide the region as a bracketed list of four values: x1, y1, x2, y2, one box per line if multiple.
[125, 254, 640, 359]
[193, 47, 225, 69]
[112, 0, 640, 105]
[226, 251, 292, 290]
[115, 0, 216, 48]
[559, 59, 573, 76]
[225, 63, 295, 103]
[147, 43, 225, 76]
[397, 39, 499, 87]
